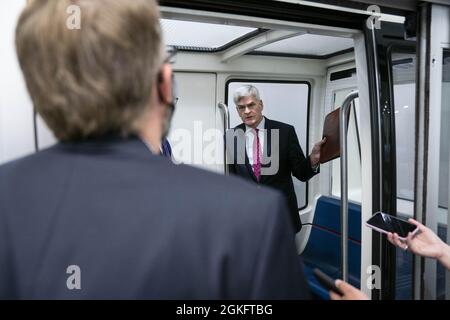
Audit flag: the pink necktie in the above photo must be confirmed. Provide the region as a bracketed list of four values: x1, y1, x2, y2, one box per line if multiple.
[253, 128, 261, 182]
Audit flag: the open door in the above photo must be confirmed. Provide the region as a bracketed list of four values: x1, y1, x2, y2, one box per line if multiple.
[363, 18, 417, 299]
[415, 2, 450, 300]
[160, 0, 419, 300]
[366, 1, 450, 300]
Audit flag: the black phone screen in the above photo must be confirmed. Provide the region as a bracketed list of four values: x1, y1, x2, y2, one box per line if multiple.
[366, 212, 416, 238]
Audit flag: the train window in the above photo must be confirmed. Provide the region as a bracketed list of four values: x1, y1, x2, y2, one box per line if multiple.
[226, 80, 310, 210]
[392, 52, 416, 214]
[437, 50, 450, 299]
[439, 52, 450, 211]
[391, 50, 416, 300]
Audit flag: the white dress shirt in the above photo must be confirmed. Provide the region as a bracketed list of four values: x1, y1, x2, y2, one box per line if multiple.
[245, 117, 265, 166]
[245, 117, 319, 172]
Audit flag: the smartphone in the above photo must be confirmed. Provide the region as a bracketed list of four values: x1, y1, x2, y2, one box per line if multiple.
[366, 212, 418, 240]
[313, 268, 343, 296]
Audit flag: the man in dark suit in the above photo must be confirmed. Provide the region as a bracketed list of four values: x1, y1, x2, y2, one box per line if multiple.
[227, 85, 326, 234]
[0, 0, 309, 299]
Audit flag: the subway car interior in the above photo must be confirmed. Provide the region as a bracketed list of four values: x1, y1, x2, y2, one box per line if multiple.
[1, 0, 450, 300]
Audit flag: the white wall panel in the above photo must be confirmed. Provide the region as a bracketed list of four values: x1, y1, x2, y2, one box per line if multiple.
[0, 0, 35, 165]
[169, 72, 220, 173]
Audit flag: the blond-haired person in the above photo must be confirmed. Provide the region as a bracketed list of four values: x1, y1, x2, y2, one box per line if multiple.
[0, 0, 310, 299]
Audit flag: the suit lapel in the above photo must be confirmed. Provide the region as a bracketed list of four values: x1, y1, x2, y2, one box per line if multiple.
[259, 118, 272, 183]
[263, 117, 272, 159]
[245, 153, 258, 182]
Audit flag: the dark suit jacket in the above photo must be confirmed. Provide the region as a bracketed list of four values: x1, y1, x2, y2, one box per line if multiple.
[0, 135, 310, 299]
[227, 118, 318, 233]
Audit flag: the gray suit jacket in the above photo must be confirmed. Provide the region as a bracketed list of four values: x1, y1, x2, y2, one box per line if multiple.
[0, 135, 310, 299]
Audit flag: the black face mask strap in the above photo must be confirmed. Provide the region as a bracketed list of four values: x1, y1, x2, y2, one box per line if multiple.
[157, 71, 177, 112]
[157, 70, 176, 142]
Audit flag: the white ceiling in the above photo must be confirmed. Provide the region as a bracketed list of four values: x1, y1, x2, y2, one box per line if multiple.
[161, 19, 355, 57]
[161, 19, 256, 49]
[255, 34, 354, 56]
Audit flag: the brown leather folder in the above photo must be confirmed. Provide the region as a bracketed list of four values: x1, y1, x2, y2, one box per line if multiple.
[320, 108, 342, 164]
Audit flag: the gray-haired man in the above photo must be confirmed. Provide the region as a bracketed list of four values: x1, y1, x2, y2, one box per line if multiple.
[227, 85, 326, 234]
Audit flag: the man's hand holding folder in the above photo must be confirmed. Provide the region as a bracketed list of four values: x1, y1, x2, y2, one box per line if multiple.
[320, 107, 346, 164]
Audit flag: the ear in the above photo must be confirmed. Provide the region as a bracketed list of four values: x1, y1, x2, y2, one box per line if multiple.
[157, 64, 173, 105]
[260, 100, 264, 110]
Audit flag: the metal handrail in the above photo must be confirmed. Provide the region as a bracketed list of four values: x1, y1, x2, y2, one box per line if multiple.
[218, 102, 230, 174]
[339, 90, 359, 283]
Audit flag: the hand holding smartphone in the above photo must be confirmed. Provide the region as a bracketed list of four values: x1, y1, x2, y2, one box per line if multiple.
[313, 268, 343, 296]
[365, 212, 418, 240]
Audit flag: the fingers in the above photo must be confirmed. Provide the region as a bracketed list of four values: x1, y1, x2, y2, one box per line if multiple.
[336, 279, 356, 292]
[318, 137, 327, 146]
[392, 233, 407, 249]
[329, 291, 342, 300]
[387, 232, 395, 245]
[388, 232, 408, 250]
[335, 280, 369, 300]
[406, 231, 415, 244]
[408, 218, 426, 232]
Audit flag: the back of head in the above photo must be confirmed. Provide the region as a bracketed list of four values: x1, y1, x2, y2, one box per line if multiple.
[15, 0, 164, 142]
